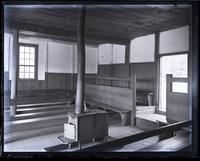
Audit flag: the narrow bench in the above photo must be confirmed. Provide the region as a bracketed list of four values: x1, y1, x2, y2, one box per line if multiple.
[139, 133, 190, 152]
[86, 100, 132, 126]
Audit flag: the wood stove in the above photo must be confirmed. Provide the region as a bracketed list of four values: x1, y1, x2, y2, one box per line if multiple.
[64, 109, 108, 143]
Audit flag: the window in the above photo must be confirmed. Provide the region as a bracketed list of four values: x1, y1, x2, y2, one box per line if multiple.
[19, 44, 37, 79]
[159, 54, 188, 112]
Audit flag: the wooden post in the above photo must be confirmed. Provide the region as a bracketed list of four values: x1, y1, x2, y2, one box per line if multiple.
[10, 29, 19, 116]
[125, 43, 130, 88]
[154, 32, 160, 113]
[131, 75, 137, 126]
[166, 74, 172, 122]
[75, 6, 86, 114]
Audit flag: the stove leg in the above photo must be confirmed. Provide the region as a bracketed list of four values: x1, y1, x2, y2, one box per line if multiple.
[68, 143, 72, 149]
[104, 136, 107, 143]
[79, 142, 81, 150]
[92, 138, 95, 143]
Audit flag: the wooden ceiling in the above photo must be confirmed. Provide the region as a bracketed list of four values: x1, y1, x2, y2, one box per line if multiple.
[4, 5, 191, 45]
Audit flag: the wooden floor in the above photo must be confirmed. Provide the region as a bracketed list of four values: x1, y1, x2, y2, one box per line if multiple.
[4, 115, 159, 152]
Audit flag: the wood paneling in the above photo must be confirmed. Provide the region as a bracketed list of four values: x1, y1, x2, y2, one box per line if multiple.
[97, 65, 112, 86]
[97, 62, 156, 105]
[5, 5, 190, 44]
[45, 73, 73, 90]
[130, 62, 156, 92]
[17, 80, 45, 90]
[112, 64, 129, 88]
[130, 62, 156, 105]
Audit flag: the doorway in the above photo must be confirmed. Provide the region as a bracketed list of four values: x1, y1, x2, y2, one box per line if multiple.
[159, 54, 188, 112]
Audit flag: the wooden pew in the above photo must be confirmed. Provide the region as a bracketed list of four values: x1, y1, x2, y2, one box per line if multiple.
[15, 89, 75, 105]
[86, 100, 132, 126]
[85, 76, 137, 126]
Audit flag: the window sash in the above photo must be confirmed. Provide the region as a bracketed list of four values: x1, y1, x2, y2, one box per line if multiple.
[19, 44, 37, 80]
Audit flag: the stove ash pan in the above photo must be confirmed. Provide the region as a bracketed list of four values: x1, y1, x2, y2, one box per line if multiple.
[64, 109, 108, 143]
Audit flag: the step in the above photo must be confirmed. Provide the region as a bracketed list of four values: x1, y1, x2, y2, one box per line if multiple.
[17, 101, 72, 108]
[16, 98, 73, 105]
[10, 109, 74, 121]
[4, 114, 68, 134]
[16, 105, 74, 114]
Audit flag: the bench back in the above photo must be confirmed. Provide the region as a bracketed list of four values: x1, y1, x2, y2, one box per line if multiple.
[166, 74, 190, 123]
[85, 76, 136, 111]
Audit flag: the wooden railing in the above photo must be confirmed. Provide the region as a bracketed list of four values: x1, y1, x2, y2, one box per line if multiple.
[77, 120, 192, 152]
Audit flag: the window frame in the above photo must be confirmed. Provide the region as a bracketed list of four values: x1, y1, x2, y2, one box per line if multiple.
[18, 43, 38, 80]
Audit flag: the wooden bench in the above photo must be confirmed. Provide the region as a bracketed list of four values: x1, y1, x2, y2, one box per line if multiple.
[15, 89, 75, 105]
[85, 76, 137, 126]
[86, 100, 132, 126]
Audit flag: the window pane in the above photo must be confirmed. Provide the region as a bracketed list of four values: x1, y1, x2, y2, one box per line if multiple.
[19, 59, 25, 65]
[20, 66, 25, 72]
[30, 67, 34, 72]
[19, 73, 24, 78]
[25, 59, 29, 65]
[30, 54, 35, 59]
[30, 60, 35, 65]
[25, 66, 30, 72]
[20, 53, 25, 59]
[25, 53, 29, 59]
[25, 73, 29, 78]
[172, 82, 188, 93]
[20, 46, 25, 53]
[30, 47, 35, 53]
[30, 73, 34, 79]
[19, 45, 36, 80]
[25, 47, 29, 53]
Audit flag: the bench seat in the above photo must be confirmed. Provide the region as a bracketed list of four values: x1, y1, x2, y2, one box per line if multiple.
[86, 100, 132, 126]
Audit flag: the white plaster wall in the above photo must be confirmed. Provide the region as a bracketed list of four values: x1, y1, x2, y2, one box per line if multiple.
[19, 36, 47, 80]
[48, 42, 73, 73]
[6, 34, 13, 80]
[159, 26, 189, 54]
[130, 34, 155, 63]
[98, 44, 113, 64]
[73, 45, 98, 74]
[86, 47, 98, 73]
[4, 33, 11, 72]
[73, 45, 78, 73]
[112, 44, 125, 64]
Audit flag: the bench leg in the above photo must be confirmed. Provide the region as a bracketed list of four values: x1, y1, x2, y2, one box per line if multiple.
[120, 113, 131, 126]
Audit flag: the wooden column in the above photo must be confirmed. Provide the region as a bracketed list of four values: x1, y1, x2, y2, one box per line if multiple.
[131, 75, 137, 126]
[10, 29, 19, 116]
[125, 43, 130, 88]
[154, 32, 160, 113]
[75, 6, 86, 114]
